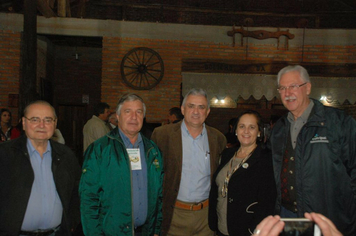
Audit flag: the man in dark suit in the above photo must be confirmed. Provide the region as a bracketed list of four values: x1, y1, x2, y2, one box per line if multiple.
[151, 88, 226, 236]
[0, 100, 81, 236]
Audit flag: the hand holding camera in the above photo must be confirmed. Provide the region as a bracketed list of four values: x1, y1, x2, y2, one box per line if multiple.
[252, 213, 343, 236]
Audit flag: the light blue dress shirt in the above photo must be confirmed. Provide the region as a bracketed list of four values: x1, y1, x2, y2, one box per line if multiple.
[21, 139, 63, 231]
[177, 121, 211, 202]
[119, 129, 148, 227]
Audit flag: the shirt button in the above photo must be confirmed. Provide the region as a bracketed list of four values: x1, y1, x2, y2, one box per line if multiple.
[294, 202, 297, 205]
[289, 170, 293, 174]
[290, 186, 294, 190]
[290, 157, 295, 161]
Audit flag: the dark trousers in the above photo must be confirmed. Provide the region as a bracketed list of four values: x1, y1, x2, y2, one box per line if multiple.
[216, 230, 228, 236]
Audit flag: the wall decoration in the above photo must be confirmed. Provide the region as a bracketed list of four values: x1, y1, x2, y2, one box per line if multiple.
[120, 47, 164, 90]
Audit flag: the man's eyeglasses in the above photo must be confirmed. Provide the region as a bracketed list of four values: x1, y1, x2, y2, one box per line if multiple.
[24, 117, 56, 125]
[277, 82, 307, 93]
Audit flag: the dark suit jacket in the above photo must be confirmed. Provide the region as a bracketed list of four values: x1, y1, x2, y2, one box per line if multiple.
[0, 135, 81, 236]
[151, 121, 226, 235]
[209, 144, 277, 236]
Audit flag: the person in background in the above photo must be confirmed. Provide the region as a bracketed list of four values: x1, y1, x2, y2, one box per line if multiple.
[252, 213, 342, 236]
[167, 107, 183, 124]
[83, 102, 111, 151]
[80, 93, 163, 236]
[51, 128, 65, 144]
[0, 108, 21, 142]
[209, 110, 276, 236]
[108, 112, 119, 130]
[0, 100, 81, 235]
[224, 118, 239, 148]
[151, 88, 226, 236]
[263, 115, 281, 143]
[269, 65, 356, 235]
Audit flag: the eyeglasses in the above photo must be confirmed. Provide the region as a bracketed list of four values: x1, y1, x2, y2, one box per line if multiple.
[24, 117, 56, 125]
[277, 82, 307, 93]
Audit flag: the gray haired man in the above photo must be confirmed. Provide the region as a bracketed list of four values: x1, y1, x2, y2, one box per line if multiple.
[152, 88, 226, 236]
[80, 93, 163, 236]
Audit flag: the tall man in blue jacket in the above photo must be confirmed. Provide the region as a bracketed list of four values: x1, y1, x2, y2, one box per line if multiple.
[269, 65, 356, 235]
[80, 93, 163, 236]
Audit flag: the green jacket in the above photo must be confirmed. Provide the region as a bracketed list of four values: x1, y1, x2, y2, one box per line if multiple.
[79, 128, 163, 236]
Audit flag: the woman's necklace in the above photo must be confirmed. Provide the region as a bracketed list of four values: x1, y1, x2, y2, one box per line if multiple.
[221, 145, 257, 198]
[229, 146, 255, 176]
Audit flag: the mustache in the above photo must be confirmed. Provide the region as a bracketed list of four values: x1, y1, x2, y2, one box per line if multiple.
[285, 96, 297, 101]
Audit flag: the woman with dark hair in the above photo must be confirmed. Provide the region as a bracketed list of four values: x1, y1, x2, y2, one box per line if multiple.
[209, 110, 277, 236]
[0, 108, 21, 142]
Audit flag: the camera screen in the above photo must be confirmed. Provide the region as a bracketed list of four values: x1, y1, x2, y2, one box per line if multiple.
[280, 219, 320, 236]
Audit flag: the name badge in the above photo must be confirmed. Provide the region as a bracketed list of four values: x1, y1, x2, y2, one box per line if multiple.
[127, 148, 142, 170]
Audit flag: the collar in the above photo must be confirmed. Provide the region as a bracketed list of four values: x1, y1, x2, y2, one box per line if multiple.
[92, 115, 106, 124]
[287, 99, 314, 123]
[181, 120, 206, 137]
[118, 128, 142, 148]
[26, 138, 51, 155]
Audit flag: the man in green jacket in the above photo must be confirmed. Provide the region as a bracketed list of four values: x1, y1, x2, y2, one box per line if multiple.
[80, 93, 163, 236]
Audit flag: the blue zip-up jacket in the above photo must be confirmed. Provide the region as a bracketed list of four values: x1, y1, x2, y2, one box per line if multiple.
[269, 98, 356, 235]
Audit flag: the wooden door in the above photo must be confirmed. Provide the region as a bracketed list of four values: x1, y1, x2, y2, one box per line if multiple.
[57, 104, 87, 166]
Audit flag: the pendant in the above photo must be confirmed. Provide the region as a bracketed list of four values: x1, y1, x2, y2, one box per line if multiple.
[242, 163, 249, 169]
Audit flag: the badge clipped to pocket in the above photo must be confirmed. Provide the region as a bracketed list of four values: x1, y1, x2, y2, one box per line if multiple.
[127, 148, 142, 170]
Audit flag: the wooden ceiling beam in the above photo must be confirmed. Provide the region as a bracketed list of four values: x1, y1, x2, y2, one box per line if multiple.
[77, 0, 86, 18]
[57, 0, 66, 17]
[181, 59, 356, 77]
[49, 0, 55, 8]
[37, 0, 56, 17]
[66, 0, 71, 17]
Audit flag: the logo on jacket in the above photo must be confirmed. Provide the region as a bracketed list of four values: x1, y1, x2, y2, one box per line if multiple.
[310, 134, 329, 143]
[153, 159, 160, 169]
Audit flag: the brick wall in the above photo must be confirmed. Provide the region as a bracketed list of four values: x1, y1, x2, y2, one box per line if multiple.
[101, 38, 183, 122]
[101, 37, 356, 132]
[0, 30, 21, 125]
[1, 29, 355, 132]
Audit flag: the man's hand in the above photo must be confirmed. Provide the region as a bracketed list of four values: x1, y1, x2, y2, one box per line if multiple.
[304, 212, 343, 236]
[252, 215, 285, 236]
[252, 213, 343, 236]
